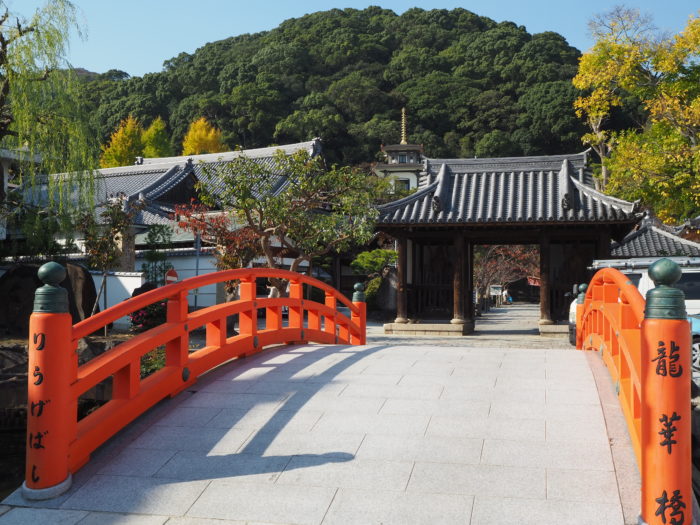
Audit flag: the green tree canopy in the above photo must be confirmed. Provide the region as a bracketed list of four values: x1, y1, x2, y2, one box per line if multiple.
[81, 7, 585, 165]
[0, 0, 98, 232]
[197, 150, 389, 273]
[142, 116, 174, 158]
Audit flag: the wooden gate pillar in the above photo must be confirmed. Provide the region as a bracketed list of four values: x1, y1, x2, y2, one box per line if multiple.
[465, 240, 475, 333]
[539, 234, 553, 325]
[451, 235, 465, 325]
[395, 237, 408, 323]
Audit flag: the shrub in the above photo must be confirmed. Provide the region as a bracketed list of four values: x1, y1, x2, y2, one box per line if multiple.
[129, 301, 167, 332]
[365, 276, 381, 311]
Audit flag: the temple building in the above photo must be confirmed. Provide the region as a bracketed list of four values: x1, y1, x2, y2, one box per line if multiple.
[375, 150, 643, 335]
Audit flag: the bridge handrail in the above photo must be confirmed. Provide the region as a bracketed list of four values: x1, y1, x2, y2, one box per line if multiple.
[22, 263, 366, 501]
[577, 261, 692, 525]
[73, 268, 359, 340]
[578, 267, 645, 464]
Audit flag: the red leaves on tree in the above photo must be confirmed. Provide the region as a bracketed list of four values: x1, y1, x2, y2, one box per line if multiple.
[474, 245, 540, 295]
[173, 201, 259, 271]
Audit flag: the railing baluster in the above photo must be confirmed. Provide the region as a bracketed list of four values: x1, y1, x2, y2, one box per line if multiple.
[288, 278, 304, 341]
[206, 318, 226, 347]
[166, 290, 190, 369]
[266, 303, 282, 331]
[238, 276, 257, 345]
[324, 292, 336, 341]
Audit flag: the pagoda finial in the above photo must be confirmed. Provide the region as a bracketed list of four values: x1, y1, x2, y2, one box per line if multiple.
[400, 107, 407, 145]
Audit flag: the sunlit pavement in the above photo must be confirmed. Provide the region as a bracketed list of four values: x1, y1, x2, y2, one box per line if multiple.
[0, 304, 635, 524]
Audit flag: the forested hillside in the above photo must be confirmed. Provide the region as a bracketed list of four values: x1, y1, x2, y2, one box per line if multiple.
[81, 7, 587, 165]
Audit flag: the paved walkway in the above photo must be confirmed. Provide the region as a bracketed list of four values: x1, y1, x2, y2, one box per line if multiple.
[0, 304, 636, 524]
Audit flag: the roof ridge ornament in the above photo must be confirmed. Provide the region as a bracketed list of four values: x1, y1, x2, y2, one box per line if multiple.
[559, 159, 574, 212]
[431, 164, 451, 214]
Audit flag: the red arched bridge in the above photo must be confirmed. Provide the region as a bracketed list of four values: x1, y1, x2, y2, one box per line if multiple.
[1, 260, 694, 525]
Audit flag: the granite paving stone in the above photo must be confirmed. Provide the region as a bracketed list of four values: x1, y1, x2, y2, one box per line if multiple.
[164, 518, 248, 525]
[128, 425, 253, 454]
[153, 407, 222, 428]
[0, 508, 88, 524]
[470, 496, 624, 525]
[180, 392, 286, 410]
[98, 447, 178, 477]
[356, 434, 483, 464]
[60, 475, 210, 515]
[547, 388, 600, 405]
[153, 451, 292, 483]
[339, 383, 443, 400]
[76, 511, 169, 524]
[237, 429, 366, 457]
[322, 488, 473, 525]
[481, 439, 614, 470]
[277, 457, 414, 491]
[546, 468, 621, 504]
[427, 415, 545, 441]
[205, 407, 323, 433]
[398, 373, 495, 388]
[186, 480, 336, 524]
[379, 398, 490, 417]
[312, 413, 431, 436]
[407, 462, 546, 499]
[307, 372, 403, 385]
[276, 392, 385, 414]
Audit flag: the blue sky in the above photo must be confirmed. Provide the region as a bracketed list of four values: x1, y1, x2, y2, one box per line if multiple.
[10, 1, 700, 77]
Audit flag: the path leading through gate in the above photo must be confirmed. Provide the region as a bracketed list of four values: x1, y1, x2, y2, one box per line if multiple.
[1, 304, 637, 525]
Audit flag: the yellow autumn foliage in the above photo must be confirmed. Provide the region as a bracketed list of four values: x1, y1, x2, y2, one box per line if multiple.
[573, 8, 700, 222]
[181, 117, 227, 155]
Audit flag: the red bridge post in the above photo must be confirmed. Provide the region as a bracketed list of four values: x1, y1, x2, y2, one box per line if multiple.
[640, 259, 692, 525]
[22, 263, 75, 499]
[351, 283, 366, 345]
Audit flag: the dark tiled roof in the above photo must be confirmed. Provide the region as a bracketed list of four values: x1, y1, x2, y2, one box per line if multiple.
[378, 152, 641, 226]
[611, 218, 700, 257]
[58, 139, 322, 226]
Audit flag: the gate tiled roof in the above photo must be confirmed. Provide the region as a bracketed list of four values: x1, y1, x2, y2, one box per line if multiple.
[378, 151, 642, 226]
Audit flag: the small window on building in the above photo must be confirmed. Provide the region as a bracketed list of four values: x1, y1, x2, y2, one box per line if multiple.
[398, 154, 407, 163]
[395, 179, 410, 192]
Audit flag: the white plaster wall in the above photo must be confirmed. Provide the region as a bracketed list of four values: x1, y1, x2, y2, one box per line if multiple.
[90, 271, 145, 328]
[163, 254, 218, 308]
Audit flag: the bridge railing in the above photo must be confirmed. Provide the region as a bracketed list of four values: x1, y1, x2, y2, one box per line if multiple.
[22, 263, 366, 500]
[577, 259, 692, 525]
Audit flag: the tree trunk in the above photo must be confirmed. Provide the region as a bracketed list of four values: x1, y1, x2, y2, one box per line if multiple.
[92, 272, 106, 316]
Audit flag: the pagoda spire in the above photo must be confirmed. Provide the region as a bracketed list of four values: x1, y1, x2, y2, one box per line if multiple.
[400, 107, 407, 145]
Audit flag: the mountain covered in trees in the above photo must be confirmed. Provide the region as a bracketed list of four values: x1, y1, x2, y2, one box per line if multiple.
[81, 7, 588, 165]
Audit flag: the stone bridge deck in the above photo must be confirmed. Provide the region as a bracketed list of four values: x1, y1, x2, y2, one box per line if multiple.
[0, 305, 638, 524]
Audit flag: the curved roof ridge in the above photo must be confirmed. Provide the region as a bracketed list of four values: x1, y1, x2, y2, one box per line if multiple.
[425, 150, 589, 165]
[134, 164, 190, 201]
[651, 225, 700, 249]
[570, 177, 639, 213]
[377, 178, 439, 213]
[140, 139, 321, 166]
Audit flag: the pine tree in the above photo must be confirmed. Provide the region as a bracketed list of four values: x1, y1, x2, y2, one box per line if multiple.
[182, 117, 227, 155]
[142, 116, 174, 158]
[100, 116, 144, 168]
